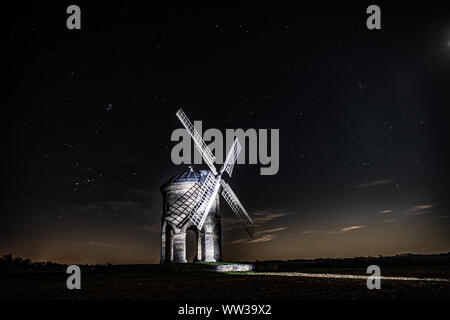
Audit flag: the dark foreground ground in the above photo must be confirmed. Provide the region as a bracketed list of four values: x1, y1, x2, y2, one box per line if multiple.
[1, 264, 449, 300]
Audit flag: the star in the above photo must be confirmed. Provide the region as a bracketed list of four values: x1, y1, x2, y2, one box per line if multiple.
[106, 103, 114, 112]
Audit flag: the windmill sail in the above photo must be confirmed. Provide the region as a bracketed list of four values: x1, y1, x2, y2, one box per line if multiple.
[220, 180, 255, 237]
[174, 109, 255, 238]
[187, 172, 221, 230]
[220, 138, 242, 177]
[176, 109, 218, 175]
[165, 182, 202, 228]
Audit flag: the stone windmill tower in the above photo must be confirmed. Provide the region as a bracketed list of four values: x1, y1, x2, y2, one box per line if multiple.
[160, 168, 221, 263]
[160, 109, 255, 264]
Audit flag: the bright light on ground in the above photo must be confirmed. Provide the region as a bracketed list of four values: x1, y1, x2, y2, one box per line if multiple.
[239, 272, 449, 282]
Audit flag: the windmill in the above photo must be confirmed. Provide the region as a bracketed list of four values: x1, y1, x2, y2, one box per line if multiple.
[165, 109, 255, 237]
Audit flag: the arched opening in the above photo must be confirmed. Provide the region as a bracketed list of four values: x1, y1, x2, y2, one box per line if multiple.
[185, 226, 198, 262]
[213, 221, 222, 262]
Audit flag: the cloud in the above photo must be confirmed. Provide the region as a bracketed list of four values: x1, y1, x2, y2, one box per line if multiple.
[248, 234, 274, 243]
[229, 224, 288, 244]
[380, 219, 397, 224]
[222, 209, 291, 232]
[411, 204, 434, 212]
[301, 230, 322, 234]
[339, 225, 364, 232]
[251, 211, 291, 224]
[229, 226, 288, 244]
[328, 225, 364, 234]
[229, 238, 247, 244]
[396, 203, 434, 216]
[378, 210, 392, 214]
[224, 210, 291, 232]
[254, 227, 287, 236]
[302, 225, 365, 235]
[88, 242, 117, 248]
[231, 234, 275, 245]
[386, 203, 435, 218]
[355, 179, 392, 189]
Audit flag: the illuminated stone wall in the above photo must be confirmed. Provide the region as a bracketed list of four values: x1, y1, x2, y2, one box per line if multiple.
[160, 179, 221, 263]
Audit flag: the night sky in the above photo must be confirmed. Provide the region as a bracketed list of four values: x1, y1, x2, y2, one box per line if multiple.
[3, 1, 450, 264]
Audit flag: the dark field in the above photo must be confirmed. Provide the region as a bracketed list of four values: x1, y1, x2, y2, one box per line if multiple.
[1, 264, 449, 300]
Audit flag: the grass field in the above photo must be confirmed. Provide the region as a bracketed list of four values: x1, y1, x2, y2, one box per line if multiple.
[1, 264, 449, 300]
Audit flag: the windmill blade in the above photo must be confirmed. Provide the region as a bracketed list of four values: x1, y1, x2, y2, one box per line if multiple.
[220, 180, 255, 237]
[220, 138, 242, 177]
[176, 109, 218, 175]
[187, 172, 221, 230]
[165, 182, 202, 228]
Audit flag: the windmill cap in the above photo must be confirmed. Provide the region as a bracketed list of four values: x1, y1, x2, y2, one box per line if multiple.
[161, 169, 209, 189]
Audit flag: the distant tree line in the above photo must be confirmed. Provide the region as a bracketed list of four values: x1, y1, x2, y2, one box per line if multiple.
[252, 252, 450, 271]
[0, 254, 118, 272]
[0, 254, 66, 271]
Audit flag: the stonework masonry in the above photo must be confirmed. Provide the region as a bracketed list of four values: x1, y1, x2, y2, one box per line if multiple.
[160, 170, 222, 263]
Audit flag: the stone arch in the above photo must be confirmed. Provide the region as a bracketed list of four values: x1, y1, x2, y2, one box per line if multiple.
[213, 220, 222, 261]
[185, 225, 198, 262]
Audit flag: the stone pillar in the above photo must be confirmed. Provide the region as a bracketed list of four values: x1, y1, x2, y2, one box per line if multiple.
[160, 223, 166, 263]
[168, 229, 174, 262]
[197, 231, 203, 261]
[173, 232, 187, 263]
[204, 225, 216, 262]
[200, 231, 206, 262]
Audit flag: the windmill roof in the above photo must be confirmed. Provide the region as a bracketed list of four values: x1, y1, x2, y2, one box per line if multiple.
[162, 167, 209, 188]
